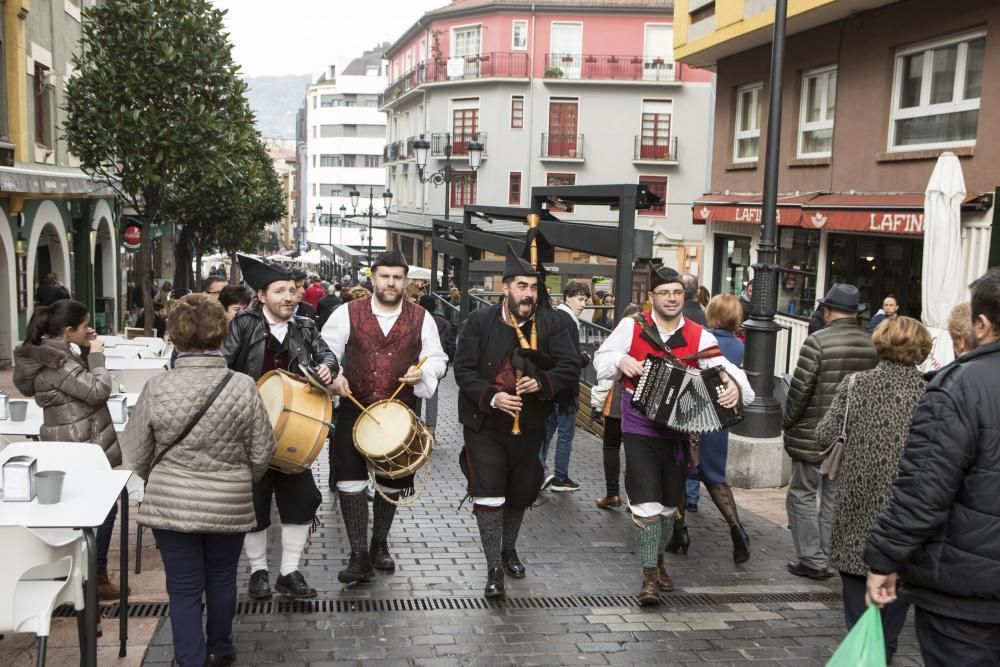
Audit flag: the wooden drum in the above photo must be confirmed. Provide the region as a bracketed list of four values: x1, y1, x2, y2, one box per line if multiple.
[352, 399, 433, 480]
[257, 369, 333, 473]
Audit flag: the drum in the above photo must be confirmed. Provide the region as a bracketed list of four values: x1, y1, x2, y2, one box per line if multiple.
[257, 370, 333, 473]
[352, 399, 433, 480]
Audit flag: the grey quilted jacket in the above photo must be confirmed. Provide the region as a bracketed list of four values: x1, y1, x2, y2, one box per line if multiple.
[13, 339, 121, 466]
[122, 356, 276, 533]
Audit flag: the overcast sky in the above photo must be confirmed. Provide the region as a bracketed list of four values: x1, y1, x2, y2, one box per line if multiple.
[209, 0, 444, 77]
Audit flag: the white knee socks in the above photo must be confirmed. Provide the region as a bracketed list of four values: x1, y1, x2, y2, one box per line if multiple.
[244, 529, 268, 573]
[280, 523, 310, 576]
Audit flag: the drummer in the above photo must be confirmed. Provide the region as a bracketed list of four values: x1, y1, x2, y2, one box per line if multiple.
[222, 254, 339, 600]
[321, 250, 447, 584]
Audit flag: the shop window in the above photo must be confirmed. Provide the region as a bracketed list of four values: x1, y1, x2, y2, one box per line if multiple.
[827, 234, 922, 324]
[713, 235, 752, 297]
[776, 228, 820, 318]
[733, 83, 762, 163]
[546, 173, 576, 212]
[450, 171, 476, 208]
[508, 172, 522, 205]
[638, 176, 667, 216]
[798, 66, 836, 157]
[889, 30, 985, 151]
[511, 96, 524, 129]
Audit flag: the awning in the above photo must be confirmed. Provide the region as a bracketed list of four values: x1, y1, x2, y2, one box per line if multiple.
[693, 192, 993, 235]
[0, 164, 118, 197]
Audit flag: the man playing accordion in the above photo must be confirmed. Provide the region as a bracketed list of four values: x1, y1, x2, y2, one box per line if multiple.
[594, 266, 754, 605]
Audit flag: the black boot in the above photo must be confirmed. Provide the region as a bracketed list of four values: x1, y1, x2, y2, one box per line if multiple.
[275, 570, 317, 598]
[706, 483, 750, 564]
[248, 569, 271, 600]
[338, 550, 374, 584]
[484, 567, 505, 598]
[370, 539, 396, 572]
[206, 653, 236, 666]
[501, 550, 525, 579]
[665, 525, 690, 555]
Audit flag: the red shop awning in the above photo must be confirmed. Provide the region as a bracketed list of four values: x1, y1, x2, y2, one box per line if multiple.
[692, 193, 816, 227]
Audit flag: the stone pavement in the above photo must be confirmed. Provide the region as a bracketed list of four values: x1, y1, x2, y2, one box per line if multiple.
[0, 371, 924, 665]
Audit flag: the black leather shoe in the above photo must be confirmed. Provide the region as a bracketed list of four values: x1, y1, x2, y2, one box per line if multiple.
[501, 550, 525, 579]
[665, 525, 690, 555]
[338, 550, 375, 584]
[370, 539, 396, 572]
[248, 569, 271, 600]
[484, 566, 505, 598]
[786, 560, 834, 579]
[205, 653, 236, 666]
[275, 570, 318, 598]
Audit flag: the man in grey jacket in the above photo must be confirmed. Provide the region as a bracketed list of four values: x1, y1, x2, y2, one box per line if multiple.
[783, 284, 878, 579]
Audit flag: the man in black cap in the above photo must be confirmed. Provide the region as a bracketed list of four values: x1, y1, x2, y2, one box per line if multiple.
[291, 268, 317, 320]
[783, 283, 877, 579]
[453, 244, 581, 597]
[594, 266, 753, 605]
[222, 254, 339, 600]
[321, 250, 448, 584]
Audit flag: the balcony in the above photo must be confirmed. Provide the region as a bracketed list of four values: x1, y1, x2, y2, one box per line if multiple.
[544, 54, 677, 82]
[540, 133, 584, 160]
[379, 52, 530, 107]
[384, 138, 417, 163]
[633, 136, 678, 163]
[430, 132, 488, 158]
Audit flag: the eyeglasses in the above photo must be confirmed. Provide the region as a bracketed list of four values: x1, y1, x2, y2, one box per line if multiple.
[651, 289, 684, 298]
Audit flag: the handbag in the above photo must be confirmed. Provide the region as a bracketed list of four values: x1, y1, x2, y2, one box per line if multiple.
[820, 373, 856, 481]
[147, 370, 234, 474]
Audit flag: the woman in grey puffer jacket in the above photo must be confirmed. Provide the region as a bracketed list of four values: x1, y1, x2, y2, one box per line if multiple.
[122, 294, 275, 667]
[13, 299, 124, 600]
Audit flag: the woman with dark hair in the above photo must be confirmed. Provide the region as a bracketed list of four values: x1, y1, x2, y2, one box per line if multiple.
[13, 299, 124, 599]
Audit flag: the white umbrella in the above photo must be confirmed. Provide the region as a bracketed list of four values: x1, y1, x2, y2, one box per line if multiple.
[920, 151, 966, 368]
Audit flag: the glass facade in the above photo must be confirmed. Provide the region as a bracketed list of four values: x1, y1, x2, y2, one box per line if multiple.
[777, 229, 820, 318]
[826, 234, 922, 325]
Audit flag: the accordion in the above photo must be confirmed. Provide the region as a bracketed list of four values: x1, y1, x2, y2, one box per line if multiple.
[630, 355, 743, 434]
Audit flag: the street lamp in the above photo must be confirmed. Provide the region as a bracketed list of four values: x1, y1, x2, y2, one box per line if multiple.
[348, 186, 394, 269]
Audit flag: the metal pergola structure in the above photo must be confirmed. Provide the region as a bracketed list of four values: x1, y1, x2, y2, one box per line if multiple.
[429, 183, 660, 323]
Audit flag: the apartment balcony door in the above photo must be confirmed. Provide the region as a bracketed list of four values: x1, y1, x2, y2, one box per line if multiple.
[551, 23, 582, 79]
[548, 100, 579, 158]
[643, 24, 674, 81]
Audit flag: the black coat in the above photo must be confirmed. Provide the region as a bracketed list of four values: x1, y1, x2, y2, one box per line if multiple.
[552, 307, 587, 411]
[316, 293, 342, 329]
[454, 303, 580, 434]
[37, 282, 70, 306]
[429, 312, 455, 362]
[865, 340, 1000, 623]
[222, 306, 338, 382]
[682, 300, 707, 326]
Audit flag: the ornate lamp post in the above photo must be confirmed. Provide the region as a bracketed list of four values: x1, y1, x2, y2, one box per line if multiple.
[349, 187, 394, 268]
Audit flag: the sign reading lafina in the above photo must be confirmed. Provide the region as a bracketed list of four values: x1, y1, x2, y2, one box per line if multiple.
[122, 219, 142, 250]
[867, 212, 923, 234]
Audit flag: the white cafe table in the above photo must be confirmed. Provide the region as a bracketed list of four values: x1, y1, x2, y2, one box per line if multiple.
[105, 357, 169, 371]
[0, 393, 141, 439]
[0, 449, 132, 666]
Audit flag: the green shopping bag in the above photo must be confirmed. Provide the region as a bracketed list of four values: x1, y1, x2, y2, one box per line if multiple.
[826, 605, 887, 667]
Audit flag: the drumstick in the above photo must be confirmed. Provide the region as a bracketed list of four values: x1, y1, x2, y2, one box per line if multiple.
[344, 392, 381, 425]
[388, 356, 429, 402]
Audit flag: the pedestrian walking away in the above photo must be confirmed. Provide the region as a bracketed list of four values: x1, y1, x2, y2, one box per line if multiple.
[321, 251, 448, 585]
[454, 245, 580, 598]
[594, 266, 753, 605]
[222, 254, 340, 600]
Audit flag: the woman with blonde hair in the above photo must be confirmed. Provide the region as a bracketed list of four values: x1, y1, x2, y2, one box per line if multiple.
[947, 303, 975, 357]
[817, 315, 932, 664]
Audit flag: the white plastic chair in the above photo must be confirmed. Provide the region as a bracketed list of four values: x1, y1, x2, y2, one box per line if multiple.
[0, 526, 77, 666]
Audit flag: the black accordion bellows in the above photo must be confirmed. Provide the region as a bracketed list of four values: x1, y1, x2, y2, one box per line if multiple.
[630, 355, 743, 434]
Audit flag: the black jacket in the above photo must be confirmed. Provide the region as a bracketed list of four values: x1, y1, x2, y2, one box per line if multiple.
[864, 340, 1000, 623]
[455, 303, 580, 434]
[682, 300, 707, 326]
[316, 294, 342, 330]
[295, 301, 317, 321]
[429, 312, 456, 362]
[552, 307, 587, 411]
[222, 306, 338, 382]
[37, 282, 70, 306]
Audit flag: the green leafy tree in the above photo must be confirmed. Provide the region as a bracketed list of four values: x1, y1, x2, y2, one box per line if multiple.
[64, 0, 250, 333]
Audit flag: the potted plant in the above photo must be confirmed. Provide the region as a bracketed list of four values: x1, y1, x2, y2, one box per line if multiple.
[545, 66, 564, 78]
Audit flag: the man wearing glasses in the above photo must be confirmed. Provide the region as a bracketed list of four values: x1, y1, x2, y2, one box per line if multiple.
[203, 275, 228, 298]
[594, 266, 754, 605]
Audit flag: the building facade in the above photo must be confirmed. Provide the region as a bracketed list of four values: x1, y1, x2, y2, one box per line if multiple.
[1, 0, 120, 367]
[675, 0, 1000, 374]
[265, 140, 297, 251]
[379, 0, 714, 286]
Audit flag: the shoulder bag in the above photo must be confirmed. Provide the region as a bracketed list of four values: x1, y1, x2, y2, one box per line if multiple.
[819, 373, 856, 481]
[147, 370, 235, 474]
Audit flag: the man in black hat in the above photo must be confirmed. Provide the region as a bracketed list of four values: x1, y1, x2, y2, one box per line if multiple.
[222, 254, 339, 600]
[783, 283, 878, 579]
[453, 244, 581, 598]
[321, 250, 448, 585]
[594, 266, 753, 605]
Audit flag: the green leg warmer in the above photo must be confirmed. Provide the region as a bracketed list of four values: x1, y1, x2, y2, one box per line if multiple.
[633, 516, 664, 568]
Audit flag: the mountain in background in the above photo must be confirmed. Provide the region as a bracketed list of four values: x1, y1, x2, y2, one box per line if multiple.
[244, 74, 312, 141]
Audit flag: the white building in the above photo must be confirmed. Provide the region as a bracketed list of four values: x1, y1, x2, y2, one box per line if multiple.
[303, 48, 389, 253]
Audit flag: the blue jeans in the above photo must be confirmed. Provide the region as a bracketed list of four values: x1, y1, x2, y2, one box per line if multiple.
[96, 502, 118, 568]
[541, 408, 576, 481]
[685, 476, 700, 506]
[153, 529, 245, 667]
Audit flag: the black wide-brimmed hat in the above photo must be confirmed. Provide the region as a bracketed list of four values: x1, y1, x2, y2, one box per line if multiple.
[818, 283, 866, 313]
[372, 250, 409, 273]
[502, 243, 541, 280]
[650, 265, 683, 290]
[289, 267, 308, 281]
[237, 254, 294, 292]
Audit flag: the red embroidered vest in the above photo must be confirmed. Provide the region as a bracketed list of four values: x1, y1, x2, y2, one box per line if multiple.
[344, 297, 424, 407]
[261, 321, 289, 375]
[622, 311, 703, 393]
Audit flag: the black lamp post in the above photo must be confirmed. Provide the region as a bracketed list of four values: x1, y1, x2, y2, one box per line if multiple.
[349, 186, 394, 269]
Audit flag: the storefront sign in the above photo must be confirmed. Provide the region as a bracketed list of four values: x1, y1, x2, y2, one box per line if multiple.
[122, 219, 142, 250]
[694, 204, 798, 226]
[868, 212, 924, 235]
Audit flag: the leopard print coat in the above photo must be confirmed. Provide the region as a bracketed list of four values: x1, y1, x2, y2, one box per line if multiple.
[817, 361, 926, 577]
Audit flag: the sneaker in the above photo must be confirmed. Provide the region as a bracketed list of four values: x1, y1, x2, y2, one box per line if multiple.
[540, 474, 556, 492]
[550, 478, 580, 492]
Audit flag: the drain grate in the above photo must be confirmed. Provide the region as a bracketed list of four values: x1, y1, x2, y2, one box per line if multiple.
[63, 590, 840, 620]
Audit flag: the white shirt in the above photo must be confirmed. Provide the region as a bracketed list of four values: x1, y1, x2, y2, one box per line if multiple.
[262, 307, 289, 343]
[594, 312, 755, 404]
[321, 298, 448, 400]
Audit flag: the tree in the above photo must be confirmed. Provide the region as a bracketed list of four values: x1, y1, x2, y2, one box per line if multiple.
[64, 0, 250, 334]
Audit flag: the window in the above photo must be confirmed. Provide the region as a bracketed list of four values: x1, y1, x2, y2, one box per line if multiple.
[640, 100, 672, 159]
[342, 155, 357, 168]
[547, 98, 579, 157]
[33, 63, 52, 147]
[777, 229, 820, 319]
[798, 66, 837, 157]
[450, 171, 477, 208]
[550, 23, 583, 78]
[734, 83, 763, 163]
[512, 20, 528, 50]
[546, 173, 576, 212]
[319, 185, 345, 197]
[364, 155, 382, 168]
[452, 105, 479, 154]
[511, 96, 524, 129]
[319, 155, 343, 167]
[509, 172, 522, 205]
[452, 25, 482, 58]
[638, 176, 667, 216]
[889, 30, 985, 150]
[320, 95, 339, 108]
